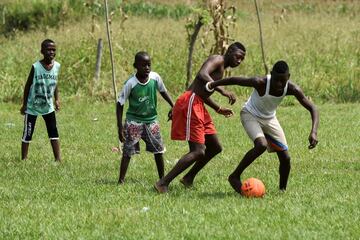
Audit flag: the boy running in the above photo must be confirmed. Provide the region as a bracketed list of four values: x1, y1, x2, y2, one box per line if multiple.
[20, 39, 61, 162]
[155, 42, 246, 193]
[207, 60, 319, 193]
[116, 51, 174, 184]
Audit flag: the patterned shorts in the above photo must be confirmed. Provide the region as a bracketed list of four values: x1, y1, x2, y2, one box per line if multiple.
[123, 120, 165, 157]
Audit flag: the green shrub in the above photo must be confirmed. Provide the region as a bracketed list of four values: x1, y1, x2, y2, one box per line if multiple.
[0, 1, 359, 103]
[0, 0, 191, 37]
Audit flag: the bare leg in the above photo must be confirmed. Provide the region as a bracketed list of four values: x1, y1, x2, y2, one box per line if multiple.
[21, 142, 29, 160]
[50, 139, 61, 162]
[228, 137, 267, 194]
[277, 150, 291, 190]
[181, 134, 222, 187]
[118, 155, 131, 184]
[154, 153, 164, 179]
[155, 142, 205, 193]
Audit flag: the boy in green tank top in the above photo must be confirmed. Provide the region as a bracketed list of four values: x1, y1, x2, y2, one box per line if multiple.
[20, 39, 61, 162]
[116, 51, 174, 184]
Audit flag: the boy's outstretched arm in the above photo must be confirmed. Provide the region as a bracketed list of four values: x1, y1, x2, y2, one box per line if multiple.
[203, 96, 234, 118]
[159, 91, 174, 121]
[288, 82, 319, 149]
[20, 66, 34, 115]
[208, 76, 261, 89]
[116, 102, 125, 142]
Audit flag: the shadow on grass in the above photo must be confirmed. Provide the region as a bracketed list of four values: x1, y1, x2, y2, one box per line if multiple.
[150, 183, 237, 199]
[197, 191, 237, 199]
[95, 178, 118, 185]
[95, 177, 147, 186]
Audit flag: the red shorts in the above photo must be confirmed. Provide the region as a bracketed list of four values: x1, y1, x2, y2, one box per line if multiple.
[171, 91, 216, 144]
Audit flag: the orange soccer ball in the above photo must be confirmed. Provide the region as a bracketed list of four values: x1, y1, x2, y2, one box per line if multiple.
[241, 178, 266, 198]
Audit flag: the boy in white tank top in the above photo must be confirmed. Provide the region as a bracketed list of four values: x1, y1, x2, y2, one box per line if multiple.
[207, 60, 319, 194]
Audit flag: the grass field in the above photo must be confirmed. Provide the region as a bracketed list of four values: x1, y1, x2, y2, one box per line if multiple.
[0, 1, 359, 239]
[0, 98, 359, 239]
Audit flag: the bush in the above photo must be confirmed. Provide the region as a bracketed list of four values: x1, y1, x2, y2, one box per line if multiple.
[0, 0, 192, 37]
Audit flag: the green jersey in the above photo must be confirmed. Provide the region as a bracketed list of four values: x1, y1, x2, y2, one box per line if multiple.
[26, 61, 60, 116]
[117, 72, 167, 123]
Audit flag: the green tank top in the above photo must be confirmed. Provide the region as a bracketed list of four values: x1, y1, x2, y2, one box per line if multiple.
[26, 61, 61, 115]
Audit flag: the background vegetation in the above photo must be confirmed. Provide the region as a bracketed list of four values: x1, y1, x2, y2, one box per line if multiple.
[1, 1, 359, 239]
[0, 0, 359, 103]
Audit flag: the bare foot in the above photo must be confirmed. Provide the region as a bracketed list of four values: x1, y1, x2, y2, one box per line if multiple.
[228, 175, 243, 194]
[180, 177, 193, 188]
[154, 181, 168, 193]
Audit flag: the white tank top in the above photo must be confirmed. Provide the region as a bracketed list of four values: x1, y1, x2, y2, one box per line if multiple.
[244, 75, 288, 119]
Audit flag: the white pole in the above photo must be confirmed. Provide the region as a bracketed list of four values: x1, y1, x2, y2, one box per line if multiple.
[104, 0, 117, 101]
[254, 0, 269, 75]
[104, 0, 122, 153]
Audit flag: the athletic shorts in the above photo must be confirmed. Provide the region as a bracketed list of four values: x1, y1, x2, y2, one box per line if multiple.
[171, 91, 216, 144]
[123, 120, 165, 157]
[240, 108, 288, 152]
[22, 111, 59, 143]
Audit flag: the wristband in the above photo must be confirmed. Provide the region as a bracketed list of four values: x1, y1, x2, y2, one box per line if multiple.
[216, 106, 222, 113]
[205, 82, 214, 92]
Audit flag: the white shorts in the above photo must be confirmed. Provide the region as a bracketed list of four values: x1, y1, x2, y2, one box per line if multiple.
[240, 108, 288, 152]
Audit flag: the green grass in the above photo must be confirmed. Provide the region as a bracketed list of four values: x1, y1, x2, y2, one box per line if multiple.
[0, 98, 359, 239]
[0, 2, 359, 237]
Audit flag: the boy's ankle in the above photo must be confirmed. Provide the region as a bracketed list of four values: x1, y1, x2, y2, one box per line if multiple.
[180, 177, 193, 187]
[154, 181, 168, 193]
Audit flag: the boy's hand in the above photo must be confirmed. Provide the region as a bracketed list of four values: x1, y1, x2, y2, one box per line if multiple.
[55, 100, 60, 111]
[308, 131, 318, 149]
[118, 126, 125, 143]
[167, 109, 173, 121]
[20, 105, 26, 115]
[223, 91, 236, 105]
[217, 107, 234, 118]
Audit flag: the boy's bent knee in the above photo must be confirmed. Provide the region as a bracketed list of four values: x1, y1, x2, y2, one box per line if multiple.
[210, 144, 222, 155]
[254, 138, 267, 152]
[278, 151, 291, 163]
[191, 148, 206, 159]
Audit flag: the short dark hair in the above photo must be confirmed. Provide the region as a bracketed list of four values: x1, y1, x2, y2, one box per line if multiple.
[272, 60, 289, 74]
[134, 51, 149, 64]
[227, 42, 246, 53]
[41, 39, 55, 49]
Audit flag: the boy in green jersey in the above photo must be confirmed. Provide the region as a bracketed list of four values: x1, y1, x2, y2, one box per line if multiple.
[116, 51, 174, 184]
[20, 39, 61, 162]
